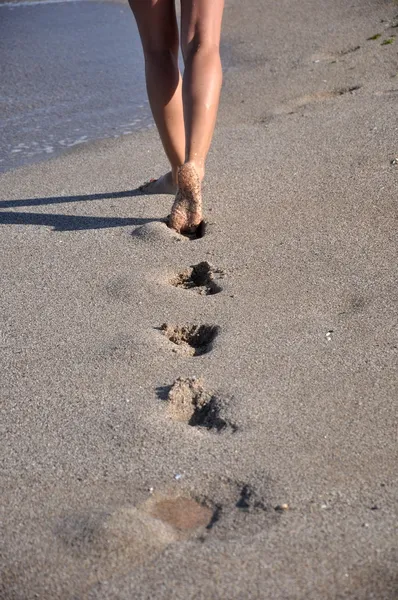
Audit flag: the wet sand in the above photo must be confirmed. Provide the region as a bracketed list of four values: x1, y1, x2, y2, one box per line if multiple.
[1, 0, 397, 598]
[0, 0, 150, 173]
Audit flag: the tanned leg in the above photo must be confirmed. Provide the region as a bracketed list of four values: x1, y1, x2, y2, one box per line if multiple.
[169, 0, 224, 232]
[128, 0, 185, 194]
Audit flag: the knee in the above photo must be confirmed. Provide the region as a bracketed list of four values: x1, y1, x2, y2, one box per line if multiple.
[143, 46, 177, 67]
[143, 40, 178, 64]
[141, 28, 179, 64]
[182, 38, 221, 65]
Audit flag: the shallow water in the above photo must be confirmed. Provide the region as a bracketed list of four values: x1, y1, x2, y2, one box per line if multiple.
[0, 0, 153, 173]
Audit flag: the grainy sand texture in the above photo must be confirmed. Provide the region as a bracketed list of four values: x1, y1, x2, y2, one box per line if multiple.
[1, 0, 397, 599]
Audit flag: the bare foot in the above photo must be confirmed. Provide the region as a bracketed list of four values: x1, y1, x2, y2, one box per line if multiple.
[168, 163, 203, 234]
[139, 171, 177, 195]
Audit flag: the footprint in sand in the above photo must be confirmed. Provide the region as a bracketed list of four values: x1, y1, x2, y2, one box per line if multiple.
[132, 219, 208, 243]
[187, 477, 284, 538]
[141, 493, 214, 532]
[310, 45, 361, 64]
[160, 323, 219, 356]
[142, 479, 279, 542]
[158, 376, 237, 433]
[261, 85, 362, 123]
[170, 261, 224, 296]
[184, 220, 207, 239]
[54, 507, 177, 582]
[53, 495, 216, 585]
[3, 480, 286, 598]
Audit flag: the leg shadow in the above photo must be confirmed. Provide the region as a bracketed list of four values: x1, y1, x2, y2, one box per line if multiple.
[0, 187, 153, 210]
[0, 211, 162, 231]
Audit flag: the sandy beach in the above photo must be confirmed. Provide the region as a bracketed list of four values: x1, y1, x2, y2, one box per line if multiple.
[1, 0, 397, 598]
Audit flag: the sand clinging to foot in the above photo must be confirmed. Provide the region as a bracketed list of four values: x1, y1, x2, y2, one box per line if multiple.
[168, 163, 203, 234]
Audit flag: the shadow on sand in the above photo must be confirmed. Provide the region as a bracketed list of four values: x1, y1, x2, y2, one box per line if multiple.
[0, 188, 164, 231]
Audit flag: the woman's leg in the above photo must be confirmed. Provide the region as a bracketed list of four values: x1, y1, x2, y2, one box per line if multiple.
[169, 0, 224, 232]
[128, 0, 185, 194]
[181, 0, 224, 180]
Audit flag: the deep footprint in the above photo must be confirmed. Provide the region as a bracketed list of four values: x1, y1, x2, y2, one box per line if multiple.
[166, 217, 207, 240]
[170, 262, 224, 296]
[161, 324, 219, 356]
[183, 219, 206, 240]
[163, 377, 237, 432]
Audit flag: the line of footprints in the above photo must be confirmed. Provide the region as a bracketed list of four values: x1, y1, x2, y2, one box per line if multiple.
[157, 260, 238, 434]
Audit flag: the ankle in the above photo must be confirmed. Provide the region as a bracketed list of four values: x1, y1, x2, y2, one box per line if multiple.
[184, 161, 204, 182]
[171, 166, 181, 186]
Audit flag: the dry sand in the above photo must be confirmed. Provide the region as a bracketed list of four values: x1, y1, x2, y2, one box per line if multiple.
[1, 0, 398, 598]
